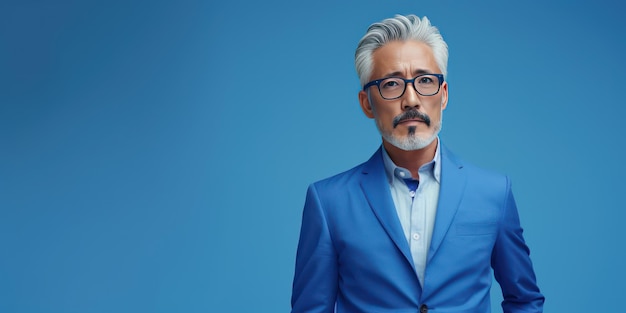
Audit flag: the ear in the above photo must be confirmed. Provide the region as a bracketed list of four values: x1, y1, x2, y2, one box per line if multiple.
[359, 90, 375, 118]
[440, 81, 449, 111]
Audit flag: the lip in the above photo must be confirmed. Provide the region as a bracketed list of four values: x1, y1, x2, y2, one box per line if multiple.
[398, 118, 425, 125]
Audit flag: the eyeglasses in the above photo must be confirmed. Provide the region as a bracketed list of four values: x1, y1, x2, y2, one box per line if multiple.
[362, 74, 444, 100]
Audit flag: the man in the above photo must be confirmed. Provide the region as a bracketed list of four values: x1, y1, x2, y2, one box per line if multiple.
[291, 14, 544, 313]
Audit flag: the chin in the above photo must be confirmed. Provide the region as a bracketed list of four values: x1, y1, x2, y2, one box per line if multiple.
[384, 132, 437, 151]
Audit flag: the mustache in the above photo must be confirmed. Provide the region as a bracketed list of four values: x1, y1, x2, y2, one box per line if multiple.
[393, 109, 431, 128]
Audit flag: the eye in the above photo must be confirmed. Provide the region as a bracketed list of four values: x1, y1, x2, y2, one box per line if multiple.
[417, 76, 434, 84]
[381, 78, 403, 89]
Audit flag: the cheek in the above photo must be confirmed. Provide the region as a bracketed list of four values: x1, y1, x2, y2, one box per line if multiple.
[372, 104, 394, 119]
[373, 113, 395, 132]
[431, 108, 442, 119]
[428, 100, 444, 118]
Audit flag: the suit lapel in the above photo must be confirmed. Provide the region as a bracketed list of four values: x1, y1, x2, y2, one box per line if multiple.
[359, 148, 416, 273]
[427, 145, 467, 264]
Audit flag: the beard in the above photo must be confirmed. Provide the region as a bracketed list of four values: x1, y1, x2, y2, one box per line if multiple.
[376, 116, 442, 151]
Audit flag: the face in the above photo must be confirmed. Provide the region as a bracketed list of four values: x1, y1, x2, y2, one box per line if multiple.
[359, 40, 448, 151]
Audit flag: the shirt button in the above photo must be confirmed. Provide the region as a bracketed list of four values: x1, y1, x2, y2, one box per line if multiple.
[399, 172, 406, 177]
[409, 190, 416, 197]
[412, 233, 420, 240]
[420, 304, 428, 313]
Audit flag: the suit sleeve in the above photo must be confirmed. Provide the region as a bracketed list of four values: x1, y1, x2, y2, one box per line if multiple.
[491, 177, 545, 313]
[291, 184, 338, 313]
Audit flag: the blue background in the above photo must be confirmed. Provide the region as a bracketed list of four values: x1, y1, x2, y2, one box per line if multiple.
[2, 0, 625, 312]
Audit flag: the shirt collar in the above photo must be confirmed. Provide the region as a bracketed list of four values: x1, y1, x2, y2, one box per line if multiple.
[381, 138, 442, 184]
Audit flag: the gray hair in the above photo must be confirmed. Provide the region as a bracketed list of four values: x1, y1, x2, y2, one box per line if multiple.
[355, 15, 449, 86]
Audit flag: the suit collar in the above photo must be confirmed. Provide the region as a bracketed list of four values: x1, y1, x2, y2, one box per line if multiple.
[359, 147, 417, 277]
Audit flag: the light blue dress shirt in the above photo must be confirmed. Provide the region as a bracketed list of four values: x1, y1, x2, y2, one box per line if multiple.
[381, 139, 441, 287]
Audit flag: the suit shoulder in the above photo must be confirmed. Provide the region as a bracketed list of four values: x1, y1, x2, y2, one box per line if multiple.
[450, 154, 513, 207]
[311, 161, 366, 191]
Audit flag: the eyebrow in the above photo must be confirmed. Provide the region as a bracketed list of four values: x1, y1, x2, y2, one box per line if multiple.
[382, 69, 432, 78]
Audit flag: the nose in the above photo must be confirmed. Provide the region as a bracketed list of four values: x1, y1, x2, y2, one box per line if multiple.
[401, 82, 421, 110]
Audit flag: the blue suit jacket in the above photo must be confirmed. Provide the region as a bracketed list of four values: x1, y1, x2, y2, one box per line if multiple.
[292, 145, 544, 313]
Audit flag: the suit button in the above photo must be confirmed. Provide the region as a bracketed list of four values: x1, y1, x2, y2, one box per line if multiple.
[419, 304, 428, 313]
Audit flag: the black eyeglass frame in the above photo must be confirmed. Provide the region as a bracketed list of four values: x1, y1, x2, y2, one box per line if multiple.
[362, 73, 445, 99]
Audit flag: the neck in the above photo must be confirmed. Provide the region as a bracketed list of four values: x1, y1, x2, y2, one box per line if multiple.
[383, 138, 438, 180]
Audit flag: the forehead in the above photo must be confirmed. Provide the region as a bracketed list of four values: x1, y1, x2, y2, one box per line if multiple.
[371, 40, 440, 78]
